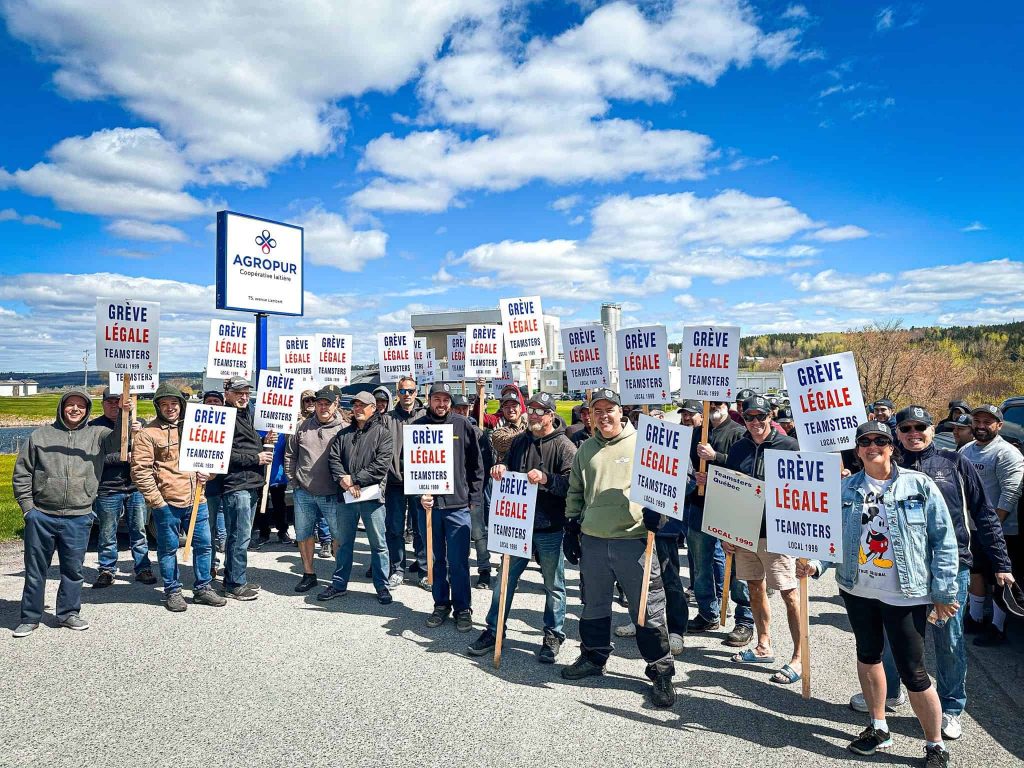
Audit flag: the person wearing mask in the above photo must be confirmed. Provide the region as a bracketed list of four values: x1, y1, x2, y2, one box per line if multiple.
[960, 404, 1024, 646]
[13, 390, 110, 636]
[799, 421, 959, 767]
[131, 384, 225, 612]
[452, 393, 495, 590]
[467, 392, 575, 662]
[566, 403, 593, 447]
[416, 382, 484, 632]
[89, 388, 155, 588]
[220, 376, 274, 601]
[561, 388, 676, 708]
[324, 391, 394, 604]
[383, 376, 425, 587]
[285, 386, 347, 593]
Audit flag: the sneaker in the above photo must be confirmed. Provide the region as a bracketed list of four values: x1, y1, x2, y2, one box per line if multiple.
[847, 725, 893, 756]
[973, 625, 1007, 647]
[467, 629, 497, 656]
[475, 570, 492, 590]
[963, 614, 986, 634]
[561, 654, 605, 680]
[614, 622, 636, 637]
[925, 744, 950, 767]
[426, 605, 451, 628]
[849, 690, 907, 713]
[92, 571, 115, 589]
[166, 591, 188, 612]
[193, 587, 227, 607]
[317, 585, 347, 601]
[248, 536, 267, 551]
[388, 571, 404, 589]
[538, 634, 562, 664]
[419, 576, 431, 591]
[60, 614, 90, 631]
[295, 573, 318, 593]
[277, 532, 293, 545]
[669, 633, 685, 656]
[226, 585, 259, 601]
[688, 614, 720, 632]
[136, 569, 157, 585]
[725, 623, 754, 647]
[377, 590, 393, 605]
[12, 622, 39, 638]
[941, 713, 962, 741]
[650, 671, 676, 708]
[455, 609, 473, 632]
[318, 541, 333, 559]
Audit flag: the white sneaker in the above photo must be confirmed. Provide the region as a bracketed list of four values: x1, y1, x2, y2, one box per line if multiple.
[669, 633, 685, 655]
[614, 622, 637, 637]
[849, 690, 908, 713]
[941, 713, 962, 740]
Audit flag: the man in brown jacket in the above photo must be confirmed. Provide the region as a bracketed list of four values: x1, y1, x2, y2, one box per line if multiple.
[131, 383, 226, 612]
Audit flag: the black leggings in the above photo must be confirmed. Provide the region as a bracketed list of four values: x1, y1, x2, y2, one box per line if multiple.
[840, 589, 932, 693]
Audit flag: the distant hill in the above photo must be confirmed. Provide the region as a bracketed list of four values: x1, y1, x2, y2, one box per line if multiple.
[0, 371, 204, 390]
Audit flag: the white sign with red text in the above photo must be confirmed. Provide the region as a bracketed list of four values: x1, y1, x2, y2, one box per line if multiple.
[681, 325, 740, 401]
[314, 333, 352, 386]
[403, 424, 454, 494]
[616, 325, 670, 405]
[254, 369, 300, 433]
[378, 331, 415, 383]
[488, 471, 538, 559]
[178, 403, 238, 474]
[561, 324, 609, 390]
[279, 335, 314, 381]
[764, 450, 843, 563]
[107, 371, 159, 395]
[500, 295, 547, 362]
[96, 298, 160, 374]
[782, 351, 866, 452]
[629, 415, 692, 520]
[702, 465, 764, 553]
[206, 319, 255, 381]
[447, 333, 466, 380]
[465, 324, 504, 379]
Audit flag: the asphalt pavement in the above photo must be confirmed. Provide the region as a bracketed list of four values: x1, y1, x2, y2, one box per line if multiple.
[0, 535, 1021, 768]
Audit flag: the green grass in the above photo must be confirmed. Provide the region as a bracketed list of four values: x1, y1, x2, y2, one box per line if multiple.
[0, 394, 155, 423]
[0, 455, 23, 541]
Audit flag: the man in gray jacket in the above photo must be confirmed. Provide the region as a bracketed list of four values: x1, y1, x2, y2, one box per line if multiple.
[12, 390, 110, 636]
[285, 386, 346, 593]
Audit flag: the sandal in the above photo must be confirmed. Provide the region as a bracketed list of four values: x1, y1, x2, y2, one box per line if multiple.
[730, 647, 776, 664]
[769, 664, 801, 684]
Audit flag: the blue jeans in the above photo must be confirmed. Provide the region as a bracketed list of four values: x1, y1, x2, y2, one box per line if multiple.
[93, 491, 151, 575]
[418, 504, 472, 613]
[485, 529, 566, 638]
[327, 499, 389, 592]
[687, 526, 751, 625]
[21, 510, 92, 624]
[293, 487, 338, 542]
[206, 494, 226, 546]
[153, 503, 212, 594]
[384, 484, 416, 572]
[316, 507, 332, 544]
[879, 566, 971, 711]
[222, 488, 258, 589]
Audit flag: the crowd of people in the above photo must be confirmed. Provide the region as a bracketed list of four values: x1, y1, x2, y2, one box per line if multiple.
[11, 376, 1024, 767]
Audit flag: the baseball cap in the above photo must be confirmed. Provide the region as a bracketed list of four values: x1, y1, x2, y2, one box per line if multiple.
[314, 386, 339, 402]
[680, 399, 702, 414]
[856, 421, 894, 441]
[590, 388, 620, 406]
[101, 387, 117, 400]
[948, 400, 970, 412]
[971, 404, 1004, 423]
[527, 392, 555, 412]
[224, 376, 251, 392]
[872, 398, 895, 410]
[428, 382, 452, 397]
[451, 394, 469, 407]
[950, 413, 974, 429]
[895, 405, 933, 426]
[776, 406, 794, 423]
[202, 390, 225, 403]
[741, 395, 770, 414]
[300, 389, 316, 401]
[500, 391, 521, 404]
[352, 391, 375, 406]
[736, 388, 755, 402]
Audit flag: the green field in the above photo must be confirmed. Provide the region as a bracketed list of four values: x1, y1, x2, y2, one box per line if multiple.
[0, 394, 156, 424]
[0, 455, 23, 541]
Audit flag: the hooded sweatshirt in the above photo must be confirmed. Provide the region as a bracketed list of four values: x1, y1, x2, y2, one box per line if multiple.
[286, 410, 346, 496]
[411, 407, 483, 510]
[13, 390, 110, 517]
[131, 383, 204, 509]
[502, 415, 576, 532]
[89, 411, 138, 496]
[566, 420, 644, 540]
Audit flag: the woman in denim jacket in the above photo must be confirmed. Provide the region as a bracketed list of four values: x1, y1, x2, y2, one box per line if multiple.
[799, 421, 959, 768]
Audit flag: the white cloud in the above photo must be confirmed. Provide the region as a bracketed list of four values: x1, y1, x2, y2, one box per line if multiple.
[875, 7, 894, 31]
[0, 207, 61, 229]
[782, 5, 811, 20]
[106, 219, 187, 242]
[809, 225, 870, 242]
[293, 206, 388, 272]
[551, 194, 582, 212]
[961, 221, 987, 232]
[348, 178, 457, 213]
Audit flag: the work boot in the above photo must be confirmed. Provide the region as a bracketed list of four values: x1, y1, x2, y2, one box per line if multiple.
[538, 634, 562, 664]
[136, 569, 157, 585]
[650, 671, 676, 708]
[725, 623, 753, 647]
[92, 571, 114, 589]
[165, 591, 188, 612]
[193, 587, 227, 607]
[561, 655, 605, 680]
[455, 609, 474, 632]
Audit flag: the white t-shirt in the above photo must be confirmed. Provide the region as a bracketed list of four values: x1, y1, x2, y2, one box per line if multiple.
[841, 475, 931, 606]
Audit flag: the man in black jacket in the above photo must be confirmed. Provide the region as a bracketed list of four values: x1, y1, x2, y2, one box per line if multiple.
[220, 376, 274, 601]
[384, 375, 425, 586]
[466, 392, 576, 663]
[416, 382, 484, 632]
[89, 387, 156, 587]
[324, 391, 395, 604]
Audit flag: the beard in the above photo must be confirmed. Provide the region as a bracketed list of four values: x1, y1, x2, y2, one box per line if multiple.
[972, 427, 992, 442]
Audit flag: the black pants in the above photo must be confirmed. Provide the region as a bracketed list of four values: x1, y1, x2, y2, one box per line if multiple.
[840, 589, 931, 693]
[655, 535, 688, 637]
[254, 485, 289, 538]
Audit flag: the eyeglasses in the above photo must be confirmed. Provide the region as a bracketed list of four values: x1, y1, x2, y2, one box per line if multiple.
[856, 437, 892, 448]
[302, 398, 316, 404]
[898, 424, 928, 434]
[398, 388, 416, 395]
[527, 407, 551, 417]
[742, 413, 768, 422]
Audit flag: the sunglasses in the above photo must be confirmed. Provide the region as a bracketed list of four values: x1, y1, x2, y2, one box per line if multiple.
[856, 437, 893, 448]
[898, 424, 928, 434]
[527, 407, 551, 417]
[398, 388, 416, 395]
[742, 413, 768, 422]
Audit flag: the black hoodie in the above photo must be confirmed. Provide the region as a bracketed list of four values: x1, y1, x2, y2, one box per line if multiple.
[501, 415, 576, 532]
[223, 405, 267, 494]
[411, 408, 483, 510]
[89, 412, 138, 496]
[726, 428, 799, 538]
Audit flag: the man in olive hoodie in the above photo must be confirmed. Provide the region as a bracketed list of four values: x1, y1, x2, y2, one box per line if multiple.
[561, 388, 676, 708]
[13, 390, 109, 636]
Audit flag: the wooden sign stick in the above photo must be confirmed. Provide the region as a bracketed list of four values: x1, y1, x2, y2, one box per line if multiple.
[720, 551, 734, 626]
[119, 373, 132, 461]
[637, 403, 654, 627]
[259, 439, 274, 521]
[182, 481, 206, 563]
[425, 496, 434, 586]
[697, 400, 711, 497]
[799, 557, 812, 700]
[523, 359, 532, 398]
[493, 553, 511, 668]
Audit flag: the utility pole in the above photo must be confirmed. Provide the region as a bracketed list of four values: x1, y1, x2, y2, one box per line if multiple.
[83, 349, 90, 388]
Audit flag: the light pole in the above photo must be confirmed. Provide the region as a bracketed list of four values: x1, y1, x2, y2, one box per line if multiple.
[83, 349, 90, 388]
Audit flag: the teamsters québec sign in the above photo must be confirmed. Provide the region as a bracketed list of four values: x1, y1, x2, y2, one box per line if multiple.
[216, 210, 304, 316]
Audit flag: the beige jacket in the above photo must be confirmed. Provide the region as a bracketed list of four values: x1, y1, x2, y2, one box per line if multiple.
[131, 419, 204, 509]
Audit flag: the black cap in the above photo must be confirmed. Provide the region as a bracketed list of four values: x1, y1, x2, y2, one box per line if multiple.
[428, 382, 452, 397]
[451, 394, 469, 407]
[742, 395, 770, 414]
[680, 399, 702, 414]
[767, 396, 779, 407]
[872, 398, 895, 410]
[971, 404, 1004, 423]
[895, 405, 933, 426]
[736, 388, 755, 402]
[314, 385, 340, 401]
[590, 388, 620, 406]
[500, 391, 521, 404]
[202, 390, 225, 403]
[856, 421, 894, 440]
[527, 392, 556, 412]
[948, 400, 970, 412]
[776, 406, 794, 423]
[950, 413, 974, 429]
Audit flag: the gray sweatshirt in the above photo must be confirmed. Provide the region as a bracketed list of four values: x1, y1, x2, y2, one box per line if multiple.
[284, 411, 346, 496]
[13, 390, 112, 517]
[960, 435, 1024, 534]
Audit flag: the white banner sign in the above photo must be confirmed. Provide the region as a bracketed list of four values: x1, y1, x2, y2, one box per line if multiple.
[487, 472, 538, 559]
[216, 211, 303, 316]
[377, 331, 415, 384]
[178, 403, 238, 473]
[314, 333, 352, 386]
[96, 298, 160, 375]
[413, 339, 436, 382]
[561, 324, 609, 390]
[253, 369, 300, 433]
[782, 351, 866, 452]
[681, 325, 740, 401]
[617, 325, 670, 405]
[279, 335, 314, 381]
[403, 424, 454, 494]
[629, 415, 692, 520]
[107, 371, 158, 395]
[764, 450, 843, 563]
[465, 324, 504, 379]
[206, 319, 255, 381]
[499, 295, 547, 362]
[447, 333, 466, 380]
[702, 465, 765, 552]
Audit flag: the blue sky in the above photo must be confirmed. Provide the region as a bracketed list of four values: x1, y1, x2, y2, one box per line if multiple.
[1, 0, 1021, 371]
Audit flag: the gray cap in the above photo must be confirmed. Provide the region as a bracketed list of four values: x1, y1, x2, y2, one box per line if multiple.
[224, 375, 251, 392]
[101, 387, 118, 400]
[352, 391, 375, 406]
